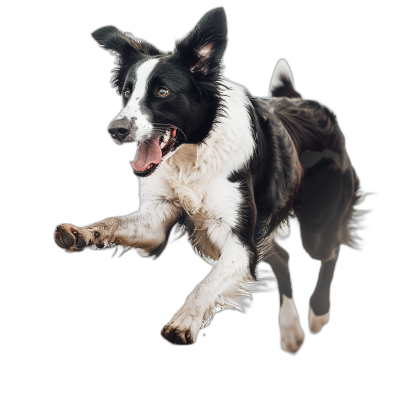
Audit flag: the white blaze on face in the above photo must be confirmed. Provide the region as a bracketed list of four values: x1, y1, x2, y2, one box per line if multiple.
[116, 58, 159, 141]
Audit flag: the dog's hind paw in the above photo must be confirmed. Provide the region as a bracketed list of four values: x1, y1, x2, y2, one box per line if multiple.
[279, 295, 305, 353]
[309, 307, 330, 334]
[280, 325, 304, 354]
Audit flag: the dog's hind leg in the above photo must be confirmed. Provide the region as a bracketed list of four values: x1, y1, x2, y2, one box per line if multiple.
[266, 240, 304, 353]
[296, 154, 358, 334]
[297, 221, 341, 335]
[309, 248, 339, 333]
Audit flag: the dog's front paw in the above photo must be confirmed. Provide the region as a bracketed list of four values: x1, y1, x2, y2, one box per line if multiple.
[161, 326, 194, 345]
[54, 224, 89, 251]
[161, 308, 204, 345]
[54, 218, 116, 253]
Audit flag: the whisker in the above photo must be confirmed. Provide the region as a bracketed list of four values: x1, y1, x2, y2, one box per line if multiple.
[119, 246, 132, 257]
[151, 123, 173, 126]
[111, 245, 119, 258]
[176, 127, 187, 141]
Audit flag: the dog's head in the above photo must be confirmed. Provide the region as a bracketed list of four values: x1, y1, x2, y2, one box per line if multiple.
[92, 8, 227, 177]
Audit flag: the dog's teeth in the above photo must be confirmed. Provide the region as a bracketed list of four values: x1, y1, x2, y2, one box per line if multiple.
[159, 129, 171, 151]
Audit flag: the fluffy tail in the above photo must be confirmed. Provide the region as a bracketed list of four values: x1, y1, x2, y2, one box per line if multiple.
[269, 59, 301, 99]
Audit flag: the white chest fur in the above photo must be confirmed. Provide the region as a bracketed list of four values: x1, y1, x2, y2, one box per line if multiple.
[140, 80, 255, 258]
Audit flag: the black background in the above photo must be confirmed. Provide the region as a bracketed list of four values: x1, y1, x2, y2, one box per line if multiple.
[34, 2, 384, 388]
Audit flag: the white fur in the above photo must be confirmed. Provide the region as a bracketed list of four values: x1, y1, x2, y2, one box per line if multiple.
[279, 294, 304, 353]
[116, 58, 159, 141]
[270, 58, 294, 94]
[115, 202, 182, 254]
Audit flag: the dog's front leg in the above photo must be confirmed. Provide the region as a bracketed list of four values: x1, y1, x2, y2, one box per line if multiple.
[54, 201, 182, 254]
[161, 232, 254, 344]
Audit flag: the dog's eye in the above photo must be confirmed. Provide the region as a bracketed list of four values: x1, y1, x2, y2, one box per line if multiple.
[124, 90, 131, 98]
[157, 87, 169, 97]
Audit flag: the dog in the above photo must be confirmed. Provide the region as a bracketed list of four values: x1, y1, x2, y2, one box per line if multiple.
[54, 7, 361, 352]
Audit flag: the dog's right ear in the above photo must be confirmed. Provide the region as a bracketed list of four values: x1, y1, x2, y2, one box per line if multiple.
[92, 26, 163, 93]
[175, 8, 227, 78]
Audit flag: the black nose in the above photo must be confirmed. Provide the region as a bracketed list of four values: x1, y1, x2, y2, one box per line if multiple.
[108, 119, 131, 142]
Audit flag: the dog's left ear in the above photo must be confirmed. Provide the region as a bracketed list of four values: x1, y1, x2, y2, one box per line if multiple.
[175, 8, 227, 77]
[92, 26, 163, 93]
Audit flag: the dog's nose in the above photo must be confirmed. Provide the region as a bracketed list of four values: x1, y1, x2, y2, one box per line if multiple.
[108, 119, 131, 142]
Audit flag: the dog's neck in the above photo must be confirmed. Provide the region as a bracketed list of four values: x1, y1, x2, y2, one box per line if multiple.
[162, 79, 255, 216]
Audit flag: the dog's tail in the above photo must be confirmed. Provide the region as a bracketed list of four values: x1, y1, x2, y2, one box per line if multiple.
[269, 59, 301, 99]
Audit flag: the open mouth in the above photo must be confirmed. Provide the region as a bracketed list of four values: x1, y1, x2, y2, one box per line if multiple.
[130, 127, 177, 177]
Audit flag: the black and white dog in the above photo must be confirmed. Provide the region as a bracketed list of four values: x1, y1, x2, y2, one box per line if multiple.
[55, 8, 360, 352]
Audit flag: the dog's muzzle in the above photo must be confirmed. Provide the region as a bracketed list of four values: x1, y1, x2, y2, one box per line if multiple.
[108, 118, 131, 143]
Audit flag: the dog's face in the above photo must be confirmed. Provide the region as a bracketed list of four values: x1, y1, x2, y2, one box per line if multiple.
[92, 8, 227, 177]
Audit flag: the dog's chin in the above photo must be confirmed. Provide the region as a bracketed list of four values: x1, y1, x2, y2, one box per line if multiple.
[131, 127, 178, 178]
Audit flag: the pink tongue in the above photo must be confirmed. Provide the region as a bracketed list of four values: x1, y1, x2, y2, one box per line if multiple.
[130, 137, 162, 172]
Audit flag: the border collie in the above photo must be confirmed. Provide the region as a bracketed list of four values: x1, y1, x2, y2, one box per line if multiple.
[55, 8, 361, 353]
